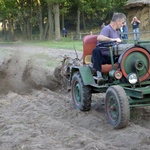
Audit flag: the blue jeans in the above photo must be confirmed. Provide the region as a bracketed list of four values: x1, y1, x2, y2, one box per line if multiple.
[133, 28, 140, 41]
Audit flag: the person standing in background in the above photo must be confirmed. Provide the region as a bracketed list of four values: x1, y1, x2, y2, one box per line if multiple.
[62, 28, 67, 37]
[120, 21, 128, 40]
[101, 22, 105, 29]
[131, 16, 140, 42]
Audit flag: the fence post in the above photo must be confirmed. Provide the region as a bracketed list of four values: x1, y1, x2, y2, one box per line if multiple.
[90, 31, 92, 35]
[71, 32, 74, 40]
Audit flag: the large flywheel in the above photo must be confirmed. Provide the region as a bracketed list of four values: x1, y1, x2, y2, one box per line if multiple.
[119, 47, 150, 82]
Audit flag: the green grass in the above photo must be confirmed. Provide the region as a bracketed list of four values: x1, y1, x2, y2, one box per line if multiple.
[36, 39, 83, 51]
[0, 37, 83, 51]
[16, 38, 83, 51]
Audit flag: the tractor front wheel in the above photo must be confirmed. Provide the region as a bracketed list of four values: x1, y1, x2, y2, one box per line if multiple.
[71, 72, 91, 111]
[105, 85, 130, 129]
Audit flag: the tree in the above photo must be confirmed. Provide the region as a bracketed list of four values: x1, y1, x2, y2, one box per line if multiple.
[53, 3, 61, 40]
[37, 0, 44, 40]
[0, 0, 128, 41]
[47, 3, 54, 40]
[0, 0, 17, 40]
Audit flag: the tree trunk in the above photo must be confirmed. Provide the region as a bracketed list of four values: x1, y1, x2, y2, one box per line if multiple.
[27, 20, 31, 40]
[53, 3, 61, 40]
[61, 14, 64, 29]
[8, 19, 14, 41]
[22, 19, 28, 39]
[2, 20, 8, 40]
[76, 9, 80, 39]
[47, 3, 54, 40]
[82, 12, 86, 32]
[37, 0, 43, 40]
[43, 22, 48, 39]
[29, 0, 32, 40]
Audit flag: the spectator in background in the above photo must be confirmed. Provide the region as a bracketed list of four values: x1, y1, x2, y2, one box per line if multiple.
[120, 21, 128, 40]
[101, 22, 105, 29]
[131, 16, 140, 42]
[62, 28, 67, 37]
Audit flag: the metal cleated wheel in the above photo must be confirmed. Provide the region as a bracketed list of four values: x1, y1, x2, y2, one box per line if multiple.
[71, 71, 91, 111]
[60, 56, 73, 90]
[105, 85, 130, 129]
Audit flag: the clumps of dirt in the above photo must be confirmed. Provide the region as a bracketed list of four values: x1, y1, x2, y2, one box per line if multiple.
[0, 53, 31, 93]
[130, 107, 150, 128]
[0, 46, 62, 94]
[22, 58, 61, 91]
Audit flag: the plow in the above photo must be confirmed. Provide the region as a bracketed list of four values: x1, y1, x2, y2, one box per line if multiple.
[54, 52, 82, 91]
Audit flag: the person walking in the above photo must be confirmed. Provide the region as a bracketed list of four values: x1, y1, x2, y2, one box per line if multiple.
[131, 16, 140, 42]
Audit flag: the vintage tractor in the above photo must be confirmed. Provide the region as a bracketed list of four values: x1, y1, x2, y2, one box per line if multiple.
[56, 35, 150, 129]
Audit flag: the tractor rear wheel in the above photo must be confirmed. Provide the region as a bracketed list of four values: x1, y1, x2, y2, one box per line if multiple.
[71, 72, 91, 111]
[105, 85, 130, 129]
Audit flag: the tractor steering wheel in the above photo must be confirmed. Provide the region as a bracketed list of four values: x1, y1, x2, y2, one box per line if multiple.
[97, 41, 117, 48]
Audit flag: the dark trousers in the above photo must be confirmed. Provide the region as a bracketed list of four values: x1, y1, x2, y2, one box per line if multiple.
[91, 47, 111, 72]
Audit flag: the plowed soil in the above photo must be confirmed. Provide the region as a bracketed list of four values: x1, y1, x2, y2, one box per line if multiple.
[0, 44, 150, 150]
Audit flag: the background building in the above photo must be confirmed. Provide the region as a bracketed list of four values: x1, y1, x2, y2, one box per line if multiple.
[125, 0, 150, 31]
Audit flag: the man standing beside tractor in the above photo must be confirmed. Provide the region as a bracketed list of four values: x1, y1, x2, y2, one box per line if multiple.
[91, 12, 126, 85]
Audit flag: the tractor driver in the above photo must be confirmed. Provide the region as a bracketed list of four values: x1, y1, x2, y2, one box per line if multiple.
[91, 12, 126, 85]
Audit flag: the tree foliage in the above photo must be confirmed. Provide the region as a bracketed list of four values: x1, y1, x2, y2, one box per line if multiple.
[0, 0, 128, 41]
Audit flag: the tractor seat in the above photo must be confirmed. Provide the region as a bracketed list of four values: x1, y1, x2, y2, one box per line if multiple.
[83, 35, 120, 74]
[85, 55, 92, 64]
[84, 54, 118, 73]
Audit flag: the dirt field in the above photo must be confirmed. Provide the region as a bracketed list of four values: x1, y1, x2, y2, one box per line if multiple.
[0, 44, 150, 150]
